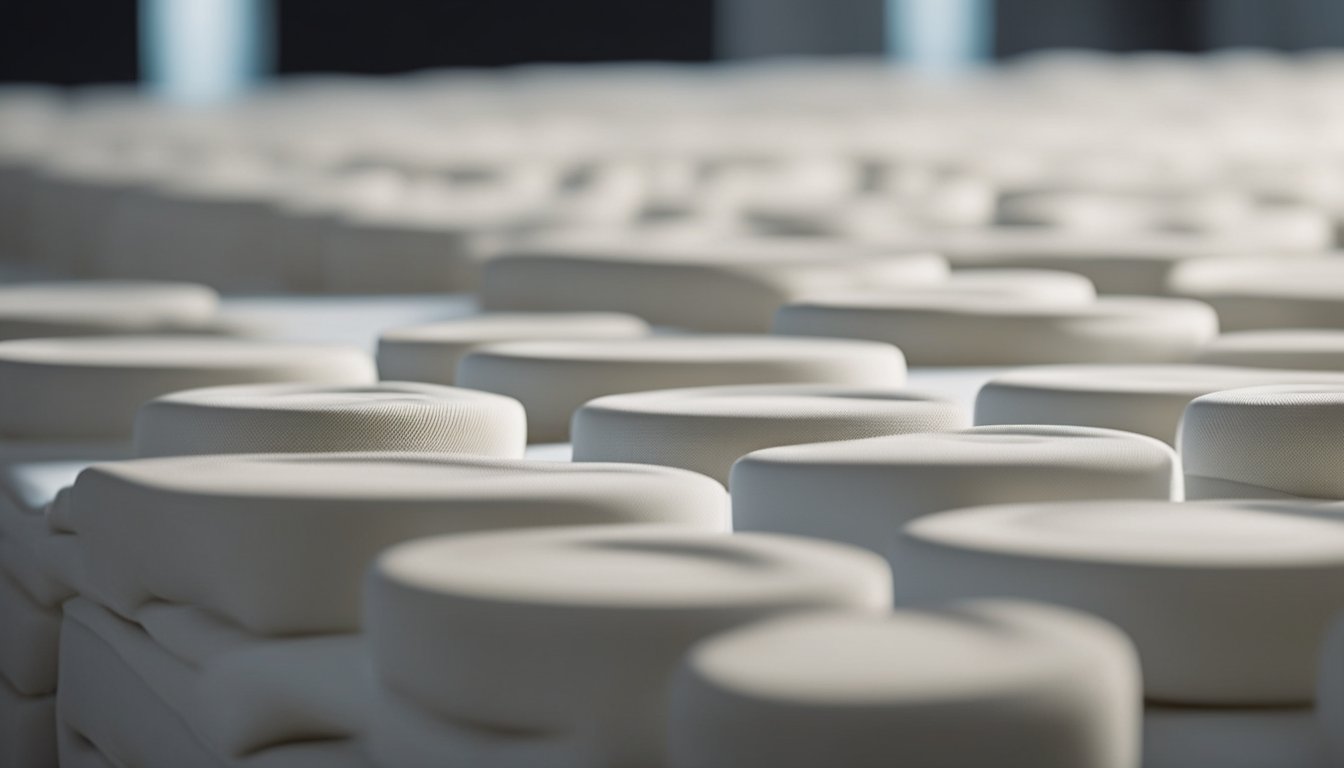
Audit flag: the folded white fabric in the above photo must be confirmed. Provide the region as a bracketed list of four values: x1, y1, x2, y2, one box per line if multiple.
[0, 337, 376, 440]
[976, 364, 1344, 444]
[364, 526, 891, 768]
[1197, 330, 1344, 371]
[901, 499, 1344, 705]
[572, 384, 968, 485]
[732, 425, 1178, 561]
[774, 294, 1218, 366]
[479, 236, 948, 332]
[68, 453, 728, 635]
[457, 336, 908, 442]
[667, 601, 1140, 768]
[1180, 385, 1344, 500]
[133, 382, 527, 459]
[1167, 257, 1344, 331]
[0, 281, 220, 340]
[377, 312, 650, 385]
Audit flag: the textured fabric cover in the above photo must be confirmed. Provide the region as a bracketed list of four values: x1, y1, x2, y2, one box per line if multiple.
[0, 281, 219, 340]
[774, 295, 1218, 366]
[732, 425, 1179, 560]
[901, 499, 1344, 705]
[572, 384, 968, 485]
[365, 526, 891, 768]
[133, 382, 526, 459]
[68, 453, 728, 634]
[1197, 330, 1344, 371]
[667, 601, 1140, 768]
[479, 236, 948, 332]
[0, 337, 377, 440]
[976, 364, 1344, 444]
[457, 336, 908, 442]
[376, 312, 650, 385]
[1180, 385, 1344, 500]
[1167, 257, 1344, 331]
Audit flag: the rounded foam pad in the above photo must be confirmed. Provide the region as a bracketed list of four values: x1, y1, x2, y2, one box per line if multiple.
[667, 601, 1140, 768]
[323, 211, 502, 294]
[0, 337, 376, 440]
[0, 281, 219, 340]
[133, 382, 526, 459]
[67, 453, 729, 635]
[1180, 385, 1344, 500]
[1167, 257, 1344, 331]
[572, 384, 968, 485]
[732, 425, 1178, 560]
[901, 499, 1344, 705]
[976, 364, 1344, 444]
[774, 295, 1217, 366]
[1196, 330, 1344, 371]
[913, 268, 1097, 301]
[377, 312, 650, 385]
[479, 236, 949, 332]
[366, 526, 890, 767]
[457, 336, 908, 443]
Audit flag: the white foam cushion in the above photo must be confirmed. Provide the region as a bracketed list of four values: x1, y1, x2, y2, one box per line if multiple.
[479, 236, 948, 332]
[322, 213, 503, 294]
[365, 526, 891, 768]
[1145, 706, 1327, 768]
[0, 281, 219, 340]
[1180, 385, 1344, 500]
[732, 425, 1178, 558]
[667, 601, 1141, 768]
[68, 453, 728, 634]
[901, 499, 1344, 705]
[0, 674, 53, 768]
[457, 336, 907, 442]
[376, 312, 649, 385]
[133, 382, 526, 459]
[1197, 330, 1344, 370]
[572, 385, 968, 485]
[0, 337, 376, 440]
[976, 364, 1344, 444]
[774, 295, 1217, 366]
[1167, 257, 1344, 331]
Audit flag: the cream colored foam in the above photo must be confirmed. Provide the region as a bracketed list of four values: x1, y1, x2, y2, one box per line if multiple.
[479, 236, 948, 332]
[68, 452, 728, 634]
[732, 425, 1179, 560]
[1168, 257, 1344, 331]
[366, 526, 890, 768]
[0, 281, 219, 340]
[457, 336, 907, 442]
[976, 364, 1344, 444]
[0, 337, 376, 440]
[668, 601, 1140, 768]
[774, 295, 1217, 366]
[376, 312, 649, 385]
[902, 499, 1344, 705]
[1197, 330, 1344, 371]
[1180, 385, 1344, 500]
[572, 384, 968, 485]
[133, 382, 526, 459]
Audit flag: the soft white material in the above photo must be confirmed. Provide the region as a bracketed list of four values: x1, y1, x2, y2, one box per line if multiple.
[457, 336, 907, 442]
[732, 425, 1179, 560]
[774, 295, 1218, 366]
[1180, 385, 1344, 500]
[322, 212, 505, 294]
[376, 312, 650, 385]
[0, 337, 376, 440]
[572, 385, 968, 485]
[666, 601, 1141, 768]
[69, 452, 728, 634]
[1145, 706, 1327, 768]
[1197, 330, 1344, 371]
[479, 236, 948, 332]
[365, 526, 891, 768]
[133, 382, 526, 459]
[0, 281, 219, 340]
[0, 674, 54, 768]
[901, 499, 1344, 705]
[976, 364, 1344, 444]
[1168, 257, 1344, 331]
